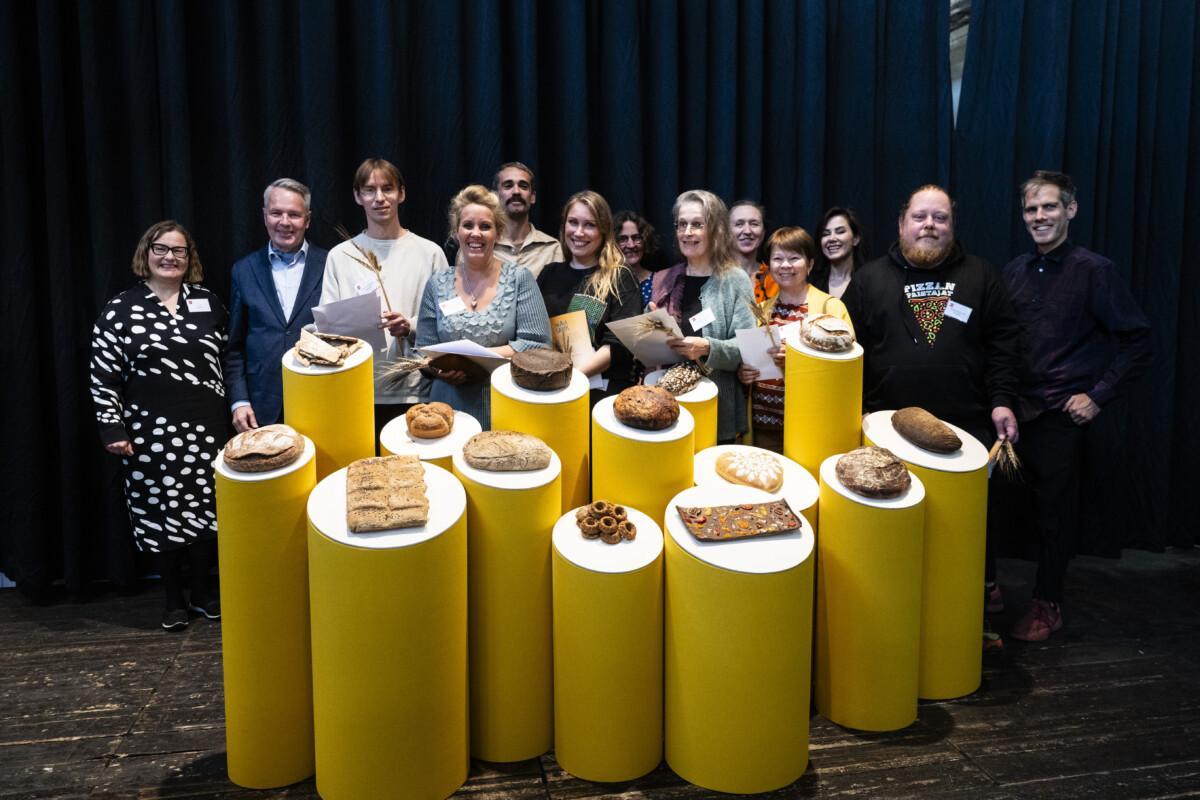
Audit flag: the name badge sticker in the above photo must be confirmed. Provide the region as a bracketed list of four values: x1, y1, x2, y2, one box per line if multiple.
[186, 298, 211, 313]
[944, 300, 972, 323]
[688, 307, 716, 331]
[440, 296, 468, 316]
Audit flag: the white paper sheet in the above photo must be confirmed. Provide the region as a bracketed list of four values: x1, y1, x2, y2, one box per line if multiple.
[418, 339, 510, 374]
[311, 293, 388, 352]
[607, 307, 686, 368]
[735, 326, 784, 381]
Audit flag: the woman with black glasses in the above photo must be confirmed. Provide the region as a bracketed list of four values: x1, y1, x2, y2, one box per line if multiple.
[91, 221, 229, 631]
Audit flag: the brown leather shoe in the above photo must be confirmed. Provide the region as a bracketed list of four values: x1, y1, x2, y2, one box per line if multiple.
[1011, 599, 1063, 642]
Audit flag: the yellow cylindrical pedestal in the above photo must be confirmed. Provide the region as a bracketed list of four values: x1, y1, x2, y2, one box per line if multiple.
[281, 342, 374, 478]
[646, 369, 718, 452]
[380, 409, 482, 471]
[692, 444, 820, 531]
[451, 450, 562, 762]
[307, 464, 468, 800]
[782, 338, 863, 479]
[552, 506, 664, 782]
[214, 438, 317, 789]
[815, 455, 926, 731]
[591, 396, 694, 526]
[863, 411, 990, 700]
[491, 363, 590, 512]
[663, 484, 816, 794]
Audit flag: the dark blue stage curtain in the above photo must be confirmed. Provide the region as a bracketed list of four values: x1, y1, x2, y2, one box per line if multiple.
[953, 0, 1198, 552]
[0, 0, 952, 592]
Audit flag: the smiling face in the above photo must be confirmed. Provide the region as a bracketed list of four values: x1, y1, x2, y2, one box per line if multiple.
[675, 201, 710, 262]
[263, 187, 310, 253]
[1023, 184, 1077, 253]
[456, 203, 498, 266]
[730, 204, 765, 259]
[821, 214, 859, 265]
[617, 221, 644, 267]
[147, 229, 189, 285]
[496, 166, 535, 221]
[769, 245, 810, 291]
[354, 169, 404, 227]
[564, 201, 601, 265]
[898, 188, 954, 268]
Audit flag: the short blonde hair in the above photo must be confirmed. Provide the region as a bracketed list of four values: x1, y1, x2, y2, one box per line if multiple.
[131, 220, 204, 283]
[447, 184, 506, 240]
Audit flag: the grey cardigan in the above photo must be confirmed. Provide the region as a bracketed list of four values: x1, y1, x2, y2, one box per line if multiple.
[651, 265, 756, 441]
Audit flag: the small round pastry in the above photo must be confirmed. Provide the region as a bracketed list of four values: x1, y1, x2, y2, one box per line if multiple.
[579, 518, 601, 538]
[835, 446, 912, 499]
[611, 505, 628, 521]
[613, 385, 680, 430]
[801, 314, 855, 352]
[405, 403, 454, 439]
[597, 516, 618, 537]
[618, 520, 637, 541]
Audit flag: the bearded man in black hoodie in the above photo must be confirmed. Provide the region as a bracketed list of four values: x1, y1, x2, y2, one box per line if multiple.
[844, 185, 1022, 636]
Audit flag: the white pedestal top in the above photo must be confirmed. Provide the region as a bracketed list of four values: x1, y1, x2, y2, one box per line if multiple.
[379, 410, 482, 461]
[784, 335, 864, 362]
[818, 454, 926, 509]
[307, 461, 466, 549]
[664, 484, 815, 575]
[213, 436, 315, 482]
[644, 369, 719, 403]
[693, 445, 819, 511]
[592, 395, 695, 443]
[861, 410, 989, 473]
[451, 447, 562, 491]
[553, 505, 663, 574]
[491, 362, 590, 404]
[281, 338, 373, 376]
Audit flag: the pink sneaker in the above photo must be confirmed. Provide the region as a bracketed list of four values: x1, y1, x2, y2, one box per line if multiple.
[986, 583, 1004, 613]
[1011, 599, 1063, 642]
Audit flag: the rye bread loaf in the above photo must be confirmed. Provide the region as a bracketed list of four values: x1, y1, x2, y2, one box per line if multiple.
[613, 385, 680, 430]
[891, 407, 962, 453]
[462, 430, 553, 471]
[346, 455, 429, 531]
[835, 446, 911, 499]
[510, 349, 573, 391]
[405, 402, 455, 439]
[800, 314, 854, 352]
[222, 424, 305, 472]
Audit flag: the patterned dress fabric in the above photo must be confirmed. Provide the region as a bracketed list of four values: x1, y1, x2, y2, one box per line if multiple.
[750, 300, 808, 431]
[90, 283, 229, 553]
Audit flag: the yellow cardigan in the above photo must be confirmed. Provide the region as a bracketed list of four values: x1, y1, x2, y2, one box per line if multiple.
[744, 285, 855, 445]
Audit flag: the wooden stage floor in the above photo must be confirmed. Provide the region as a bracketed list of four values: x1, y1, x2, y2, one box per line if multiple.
[2, 549, 1197, 799]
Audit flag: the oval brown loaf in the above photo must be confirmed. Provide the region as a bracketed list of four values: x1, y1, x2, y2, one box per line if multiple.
[405, 402, 454, 439]
[613, 385, 680, 430]
[510, 349, 573, 391]
[891, 407, 962, 453]
[222, 424, 305, 472]
[801, 314, 855, 352]
[462, 430, 553, 471]
[835, 446, 912, 499]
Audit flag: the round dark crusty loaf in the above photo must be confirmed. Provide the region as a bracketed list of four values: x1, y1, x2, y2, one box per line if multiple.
[891, 407, 962, 453]
[835, 446, 912, 499]
[613, 385, 680, 430]
[510, 349, 573, 391]
[222, 424, 305, 472]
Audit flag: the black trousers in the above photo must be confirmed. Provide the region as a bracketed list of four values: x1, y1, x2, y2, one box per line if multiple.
[992, 410, 1085, 603]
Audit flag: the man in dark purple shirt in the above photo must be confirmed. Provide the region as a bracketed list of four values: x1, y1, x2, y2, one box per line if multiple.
[999, 170, 1151, 642]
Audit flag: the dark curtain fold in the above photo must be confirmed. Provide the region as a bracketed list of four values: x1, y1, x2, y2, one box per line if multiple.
[1, 0, 951, 592]
[953, 0, 1198, 553]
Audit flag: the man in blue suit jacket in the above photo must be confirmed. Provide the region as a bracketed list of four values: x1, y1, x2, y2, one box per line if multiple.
[226, 178, 327, 431]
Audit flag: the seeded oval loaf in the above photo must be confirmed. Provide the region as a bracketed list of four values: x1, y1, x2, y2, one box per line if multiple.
[462, 430, 553, 471]
[405, 402, 455, 439]
[222, 424, 305, 472]
[613, 385, 679, 430]
[510, 349, 573, 391]
[657, 362, 703, 395]
[892, 407, 962, 453]
[835, 446, 911, 499]
[801, 314, 855, 353]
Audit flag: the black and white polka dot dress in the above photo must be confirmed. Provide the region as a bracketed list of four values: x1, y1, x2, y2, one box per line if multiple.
[90, 283, 230, 553]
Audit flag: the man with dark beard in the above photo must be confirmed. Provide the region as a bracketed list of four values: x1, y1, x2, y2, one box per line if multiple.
[844, 185, 1022, 649]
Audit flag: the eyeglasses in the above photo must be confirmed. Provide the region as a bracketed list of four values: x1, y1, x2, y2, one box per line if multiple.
[149, 243, 190, 259]
[676, 220, 705, 233]
[617, 234, 643, 244]
[357, 186, 399, 199]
